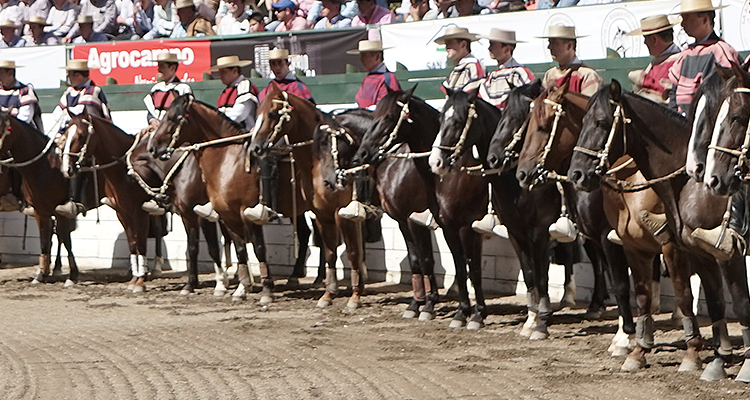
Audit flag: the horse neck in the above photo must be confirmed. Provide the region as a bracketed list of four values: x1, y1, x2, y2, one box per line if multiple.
[553, 94, 588, 171]
[472, 102, 502, 162]
[403, 100, 440, 153]
[90, 117, 133, 161]
[190, 103, 241, 141]
[8, 119, 49, 162]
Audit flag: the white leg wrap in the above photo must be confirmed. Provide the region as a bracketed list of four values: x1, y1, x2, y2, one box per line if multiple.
[135, 254, 148, 278]
[130, 254, 138, 276]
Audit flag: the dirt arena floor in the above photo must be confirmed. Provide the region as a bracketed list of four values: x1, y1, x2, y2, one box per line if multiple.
[1, 264, 749, 400]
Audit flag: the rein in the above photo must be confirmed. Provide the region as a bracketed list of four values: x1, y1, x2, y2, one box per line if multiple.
[530, 98, 568, 188]
[0, 122, 56, 167]
[434, 102, 477, 167]
[708, 87, 750, 181]
[63, 118, 120, 172]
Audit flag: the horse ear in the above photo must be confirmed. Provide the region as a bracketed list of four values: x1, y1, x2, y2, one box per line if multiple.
[609, 79, 622, 103]
[730, 61, 750, 88]
[715, 62, 733, 82]
[271, 81, 281, 91]
[400, 84, 417, 102]
[467, 88, 479, 103]
[445, 87, 454, 97]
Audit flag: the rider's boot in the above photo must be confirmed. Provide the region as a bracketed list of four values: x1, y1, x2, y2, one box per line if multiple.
[244, 156, 280, 224]
[638, 210, 672, 245]
[691, 189, 748, 261]
[55, 174, 86, 218]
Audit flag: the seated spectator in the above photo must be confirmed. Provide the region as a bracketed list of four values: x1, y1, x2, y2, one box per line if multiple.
[63, 0, 118, 43]
[351, 0, 393, 27]
[535, 0, 578, 9]
[248, 10, 264, 32]
[174, 0, 216, 24]
[152, 0, 176, 37]
[170, 0, 214, 37]
[115, 0, 136, 39]
[23, 15, 60, 45]
[23, 0, 50, 21]
[445, 0, 482, 17]
[273, 0, 306, 32]
[0, 20, 25, 47]
[313, 0, 351, 29]
[46, 0, 78, 39]
[71, 14, 109, 43]
[133, 0, 157, 39]
[215, 0, 250, 34]
[406, 0, 437, 21]
[0, 0, 25, 24]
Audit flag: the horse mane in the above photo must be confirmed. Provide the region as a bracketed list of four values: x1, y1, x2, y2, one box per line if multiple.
[372, 90, 431, 118]
[192, 98, 247, 133]
[687, 68, 723, 123]
[504, 79, 543, 123]
[9, 114, 48, 142]
[623, 91, 685, 121]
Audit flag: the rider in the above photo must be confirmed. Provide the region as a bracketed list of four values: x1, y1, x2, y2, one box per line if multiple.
[625, 15, 681, 104]
[435, 26, 485, 93]
[348, 40, 400, 109]
[53, 59, 111, 218]
[478, 28, 534, 110]
[540, 25, 602, 97]
[247, 48, 315, 223]
[193, 55, 258, 222]
[0, 59, 43, 214]
[140, 52, 193, 215]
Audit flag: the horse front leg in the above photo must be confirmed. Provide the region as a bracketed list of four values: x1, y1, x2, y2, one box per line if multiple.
[717, 255, 750, 382]
[226, 230, 250, 302]
[693, 259, 730, 382]
[287, 214, 311, 288]
[461, 227, 485, 330]
[619, 249, 656, 372]
[315, 217, 340, 308]
[56, 217, 78, 288]
[31, 216, 54, 284]
[662, 244, 702, 373]
[206, 220, 229, 297]
[248, 223, 273, 306]
[442, 228, 469, 329]
[338, 216, 365, 311]
[399, 220, 424, 319]
[180, 214, 201, 295]
[411, 222, 437, 321]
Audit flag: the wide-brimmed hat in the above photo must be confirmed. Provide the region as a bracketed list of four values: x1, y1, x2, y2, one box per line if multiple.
[678, 0, 727, 13]
[0, 60, 20, 69]
[23, 16, 51, 26]
[77, 14, 94, 24]
[537, 25, 586, 39]
[152, 52, 183, 64]
[175, 0, 195, 10]
[434, 26, 479, 45]
[268, 48, 291, 61]
[272, 0, 296, 11]
[63, 59, 92, 71]
[625, 15, 680, 36]
[0, 20, 19, 29]
[479, 28, 524, 44]
[346, 40, 390, 54]
[207, 55, 253, 71]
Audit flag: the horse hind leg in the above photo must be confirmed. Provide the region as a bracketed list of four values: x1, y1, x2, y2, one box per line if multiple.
[315, 219, 340, 309]
[57, 217, 78, 288]
[337, 217, 365, 311]
[400, 221, 425, 319]
[52, 239, 63, 276]
[287, 215, 312, 289]
[208, 221, 230, 297]
[620, 251, 654, 372]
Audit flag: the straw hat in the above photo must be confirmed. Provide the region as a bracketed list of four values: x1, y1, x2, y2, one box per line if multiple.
[434, 26, 479, 45]
[625, 15, 680, 36]
[23, 16, 51, 26]
[207, 55, 253, 71]
[678, 0, 727, 13]
[0, 20, 19, 29]
[346, 40, 389, 54]
[537, 25, 586, 39]
[175, 0, 195, 9]
[63, 59, 91, 71]
[0, 60, 19, 69]
[153, 52, 183, 64]
[77, 14, 94, 24]
[268, 48, 290, 61]
[479, 28, 524, 44]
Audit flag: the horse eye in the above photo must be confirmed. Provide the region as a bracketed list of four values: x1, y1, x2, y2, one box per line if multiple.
[595, 120, 607, 128]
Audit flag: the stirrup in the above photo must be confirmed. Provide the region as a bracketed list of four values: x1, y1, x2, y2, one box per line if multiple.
[100, 197, 115, 209]
[194, 202, 220, 222]
[492, 224, 509, 239]
[21, 206, 36, 217]
[549, 215, 578, 243]
[607, 229, 623, 245]
[141, 199, 166, 215]
[243, 203, 277, 224]
[690, 225, 745, 262]
[409, 210, 439, 230]
[472, 213, 501, 236]
[55, 201, 84, 219]
[638, 210, 671, 245]
[338, 200, 367, 222]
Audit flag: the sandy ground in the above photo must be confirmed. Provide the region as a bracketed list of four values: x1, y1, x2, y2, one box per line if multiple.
[1, 264, 749, 400]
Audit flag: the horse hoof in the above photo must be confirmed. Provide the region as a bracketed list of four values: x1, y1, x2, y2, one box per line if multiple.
[735, 360, 750, 383]
[132, 285, 145, 294]
[180, 289, 192, 296]
[466, 321, 484, 330]
[678, 358, 702, 372]
[418, 311, 435, 321]
[448, 319, 465, 329]
[529, 330, 549, 341]
[346, 300, 360, 310]
[286, 277, 299, 288]
[259, 295, 273, 306]
[520, 326, 533, 338]
[700, 358, 727, 381]
[621, 356, 646, 372]
[611, 346, 630, 357]
[52, 269, 63, 277]
[213, 289, 227, 297]
[31, 278, 41, 285]
[232, 294, 246, 302]
[403, 309, 418, 319]
[316, 298, 331, 308]
[126, 284, 135, 291]
[584, 309, 603, 320]
[63, 279, 76, 288]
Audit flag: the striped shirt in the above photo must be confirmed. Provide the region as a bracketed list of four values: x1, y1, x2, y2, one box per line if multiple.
[479, 57, 534, 109]
[144, 77, 192, 123]
[0, 80, 42, 130]
[543, 56, 602, 97]
[259, 72, 314, 104]
[442, 54, 485, 94]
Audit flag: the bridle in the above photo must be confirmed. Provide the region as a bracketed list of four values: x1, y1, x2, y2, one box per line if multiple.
[528, 97, 570, 187]
[0, 115, 56, 167]
[63, 117, 119, 173]
[318, 123, 356, 188]
[707, 87, 750, 181]
[259, 91, 314, 154]
[498, 95, 535, 167]
[433, 101, 477, 167]
[572, 99, 629, 176]
[163, 94, 194, 157]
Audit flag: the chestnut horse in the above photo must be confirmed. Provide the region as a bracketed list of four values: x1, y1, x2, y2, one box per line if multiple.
[0, 112, 93, 286]
[569, 80, 750, 382]
[318, 108, 438, 320]
[245, 84, 366, 309]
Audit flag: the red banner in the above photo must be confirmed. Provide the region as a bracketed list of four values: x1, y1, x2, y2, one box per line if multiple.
[71, 40, 211, 85]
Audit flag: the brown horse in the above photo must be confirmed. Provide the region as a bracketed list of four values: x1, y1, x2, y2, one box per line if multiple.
[0, 112, 93, 286]
[569, 80, 750, 382]
[62, 111, 165, 293]
[246, 84, 367, 309]
[516, 82, 691, 371]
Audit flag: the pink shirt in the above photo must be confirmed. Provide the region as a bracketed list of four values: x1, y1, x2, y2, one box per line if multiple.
[351, 5, 394, 27]
[275, 15, 308, 31]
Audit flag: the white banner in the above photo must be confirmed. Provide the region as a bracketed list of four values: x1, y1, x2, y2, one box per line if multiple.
[381, 0, 750, 72]
[0, 46, 67, 89]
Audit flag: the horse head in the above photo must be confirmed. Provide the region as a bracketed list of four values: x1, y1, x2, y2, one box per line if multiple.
[61, 108, 95, 179]
[148, 93, 194, 161]
[429, 88, 482, 176]
[704, 62, 750, 196]
[486, 79, 543, 171]
[352, 85, 418, 167]
[568, 80, 627, 192]
[316, 109, 371, 191]
[686, 65, 730, 182]
[0, 111, 16, 153]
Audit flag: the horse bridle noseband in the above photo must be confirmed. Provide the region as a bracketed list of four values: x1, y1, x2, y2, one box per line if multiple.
[528, 97, 570, 188]
[707, 87, 750, 181]
[572, 99, 629, 176]
[164, 95, 194, 156]
[434, 101, 477, 167]
[318, 123, 356, 187]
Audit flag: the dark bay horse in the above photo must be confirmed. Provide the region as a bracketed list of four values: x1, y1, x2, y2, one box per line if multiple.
[245, 84, 366, 310]
[317, 108, 438, 320]
[569, 80, 750, 382]
[0, 112, 87, 286]
[516, 82, 688, 371]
